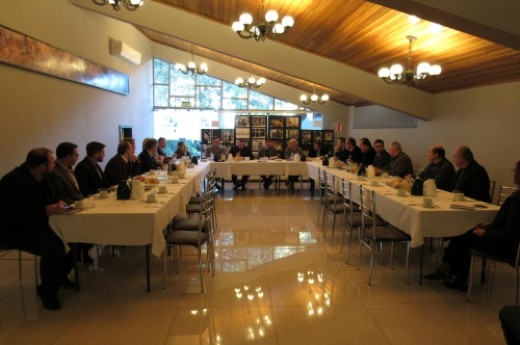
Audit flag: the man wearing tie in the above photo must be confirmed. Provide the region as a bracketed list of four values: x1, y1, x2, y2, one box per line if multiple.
[74, 141, 108, 197]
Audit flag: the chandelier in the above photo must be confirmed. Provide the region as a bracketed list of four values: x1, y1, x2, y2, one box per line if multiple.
[175, 45, 208, 75]
[300, 85, 329, 105]
[231, 0, 294, 42]
[378, 35, 441, 85]
[92, 0, 144, 11]
[235, 65, 266, 88]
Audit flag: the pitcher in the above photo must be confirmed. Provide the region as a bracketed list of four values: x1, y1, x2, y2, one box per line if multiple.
[423, 179, 437, 197]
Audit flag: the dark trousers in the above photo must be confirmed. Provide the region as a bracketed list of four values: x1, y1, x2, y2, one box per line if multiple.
[2, 228, 71, 294]
[262, 175, 273, 186]
[232, 175, 249, 187]
[500, 306, 520, 345]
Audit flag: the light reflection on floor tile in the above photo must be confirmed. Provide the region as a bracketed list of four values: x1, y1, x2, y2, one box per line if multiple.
[0, 189, 512, 344]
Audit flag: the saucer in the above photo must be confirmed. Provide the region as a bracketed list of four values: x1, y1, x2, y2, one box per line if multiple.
[422, 204, 436, 209]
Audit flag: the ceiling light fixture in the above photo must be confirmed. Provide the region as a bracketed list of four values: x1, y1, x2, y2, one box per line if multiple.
[175, 45, 208, 75]
[378, 36, 441, 85]
[232, 0, 294, 42]
[92, 0, 144, 11]
[300, 85, 329, 105]
[235, 65, 266, 89]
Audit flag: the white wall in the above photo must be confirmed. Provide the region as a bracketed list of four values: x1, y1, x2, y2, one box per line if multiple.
[0, 0, 153, 176]
[348, 82, 520, 197]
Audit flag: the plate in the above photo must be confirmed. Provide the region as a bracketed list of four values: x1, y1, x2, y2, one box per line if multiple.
[275, 159, 283, 162]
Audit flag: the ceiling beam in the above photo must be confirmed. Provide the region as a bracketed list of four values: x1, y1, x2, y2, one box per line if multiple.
[370, 0, 520, 51]
[69, 0, 435, 120]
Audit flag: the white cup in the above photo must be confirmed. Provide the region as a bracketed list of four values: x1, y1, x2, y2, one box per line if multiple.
[245, 157, 250, 161]
[146, 193, 156, 202]
[423, 197, 433, 207]
[99, 190, 109, 199]
[159, 185, 168, 193]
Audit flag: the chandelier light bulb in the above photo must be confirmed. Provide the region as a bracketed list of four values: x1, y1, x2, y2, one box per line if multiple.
[429, 64, 442, 75]
[240, 13, 254, 25]
[265, 10, 279, 23]
[93, 0, 144, 11]
[272, 23, 284, 34]
[300, 95, 308, 102]
[200, 63, 208, 73]
[188, 61, 196, 70]
[248, 76, 256, 84]
[321, 94, 329, 102]
[378, 67, 390, 78]
[281, 16, 294, 28]
[235, 77, 244, 85]
[390, 64, 403, 76]
[310, 94, 319, 102]
[232, 21, 245, 32]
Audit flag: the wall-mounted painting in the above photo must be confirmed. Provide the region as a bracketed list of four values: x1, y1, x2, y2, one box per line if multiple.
[0, 25, 129, 95]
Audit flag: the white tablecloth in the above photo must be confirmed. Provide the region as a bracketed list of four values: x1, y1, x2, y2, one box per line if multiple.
[209, 160, 308, 180]
[307, 161, 500, 248]
[49, 164, 210, 257]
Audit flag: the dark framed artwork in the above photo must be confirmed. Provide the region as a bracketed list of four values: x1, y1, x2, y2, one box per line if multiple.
[0, 25, 129, 95]
[286, 115, 300, 128]
[118, 125, 132, 142]
[323, 130, 334, 142]
[235, 115, 250, 128]
[269, 116, 284, 128]
[270, 128, 283, 139]
[286, 129, 299, 139]
[251, 115, 266, 128]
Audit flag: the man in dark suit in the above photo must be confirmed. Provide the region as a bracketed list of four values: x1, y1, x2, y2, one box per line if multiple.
[0, 148, 74, 310]
[105, 141, 133, 186]
[229, 139, 254, 190]
[55, 142, 95, 264]
[74, 141, 108, 197]
[53, 142, 82, 204]
[122, 137, 142, 177]
[451, 145, 491, 202]
[138, 138, 160, 174]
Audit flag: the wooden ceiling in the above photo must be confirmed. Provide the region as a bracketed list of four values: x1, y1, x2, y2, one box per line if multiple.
[138, 0, 520, 107]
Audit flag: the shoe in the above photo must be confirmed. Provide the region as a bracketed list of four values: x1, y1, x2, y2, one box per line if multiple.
[263, 183, 269, 190]
[233, 184, 240, 191]
[443, 279, 468, 292]
[61, 278, 77, 290]
[37, 285, 61, 310]
[423, 271, 450, 280]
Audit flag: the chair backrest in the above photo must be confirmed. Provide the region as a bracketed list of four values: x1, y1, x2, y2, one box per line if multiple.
[341, 179, 355, 223]
[323, 170, 337, 205]
[489, 180, 497, 204]
[359, 185, 376, 240]
[497, 184, 518, 206]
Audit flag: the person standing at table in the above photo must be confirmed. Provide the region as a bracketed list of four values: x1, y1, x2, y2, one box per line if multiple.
[285, 138, 304, 192]
[105, 141, 134, 186]
[258, 139, 281, 190]
[205, 136, 227, 161]
[230, 139, 254, 191]
[74, 141, 108, 197]
[345, 137, 362, 163]
[425, 161, 520, 291]
[372, 139, 391, 171]
[0, 148, 74, 310]
[138, 138, 160, 174]
[383, 141, 414, 178]
[359, 138, 376, 168]
[451, 145, 491, 202]
[418, 144, 456, 191]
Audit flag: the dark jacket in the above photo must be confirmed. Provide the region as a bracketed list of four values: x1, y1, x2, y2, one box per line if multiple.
[419, 158, 456, 191]
[105, 154, 131, 186]
[360, 147, 376, 167]
[453, 160, 491, 202]
[347, 146, 363, 164]
[138, 150, 160, 174]
[52, 161, 83, 204]
[74, 157, 108, 197]
[373, 150, 391, 169]
[229, 145, 254, 159]
[388, 152, 414, 178]
[0, 164, 59, 237]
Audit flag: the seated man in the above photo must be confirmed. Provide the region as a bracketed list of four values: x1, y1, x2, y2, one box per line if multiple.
[419, 144, 456, 191]
[229, 139, 254, 191]
[0, 148, 74, 310]
[359, 138, 376, 168]
[258, 139, 281, 190]
[105, 141, 134, 186]
[345, 137, 363, 163]
[205, 136, 227, 161]
[451, 145, 491, 202]
[372, 139, 391, 171]
[378, 141, 414, 178]
[334, 137, 348, 162]
[138, 138, 160, 174]
[285, 138, 304, 191]
[74, 141, 108, 197]
[424, 160, 520, 291]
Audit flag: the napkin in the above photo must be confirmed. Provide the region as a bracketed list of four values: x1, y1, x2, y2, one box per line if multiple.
[450, 204, 476, 210]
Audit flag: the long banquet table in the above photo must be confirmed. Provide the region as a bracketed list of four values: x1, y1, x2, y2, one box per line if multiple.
[209, 159, 308, 180]
[49, 162, 211, 291]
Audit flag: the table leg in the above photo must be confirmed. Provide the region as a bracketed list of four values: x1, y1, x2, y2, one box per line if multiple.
[419, 244, 424, 286]
[145, 245, 151, 292]
[72, 243, 80, 293]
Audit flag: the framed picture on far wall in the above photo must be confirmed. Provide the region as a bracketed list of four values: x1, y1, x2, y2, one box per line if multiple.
[269, 116, 284, 128]
[301, 130, 312, 145]
[286, 115, 300, 128]
[323, 130, 334, 142]
[251, 128, 266, 138]
[286, 129, 299, 139]
[235, 115, 250, 128]
[251, 115, 266, 128]
[235, 128, 250, 139]
[270, 128, 283, 138]
[221, 129, 234, 144]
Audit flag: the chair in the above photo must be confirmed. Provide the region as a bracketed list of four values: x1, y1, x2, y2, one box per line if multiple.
[163, 189, 215, 292]
[321, 171, 345, 239]
[466, 242, 520, 305]
[0, 246, 39, 285]
[357, 186, 411, 285]
[497, 184, 518, 206]
[340, 179, 363, 263]
[316, 168, 326, 226]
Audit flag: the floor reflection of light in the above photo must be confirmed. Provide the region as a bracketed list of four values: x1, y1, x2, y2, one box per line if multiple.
[233, 285, 272, 341]
[297, 271, 332, 319]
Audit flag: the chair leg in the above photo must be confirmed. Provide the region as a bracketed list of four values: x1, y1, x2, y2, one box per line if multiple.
[405, 243, 410, 284]
[357, 241, 364, 270]
[162, 246, 167, 289]
[466, 254, 475, 302]
[368, 243, 375, 286]
[198, 247, 204, 292]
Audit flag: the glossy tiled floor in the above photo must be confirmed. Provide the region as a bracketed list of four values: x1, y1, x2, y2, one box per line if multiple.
[0, 187, 514, 344]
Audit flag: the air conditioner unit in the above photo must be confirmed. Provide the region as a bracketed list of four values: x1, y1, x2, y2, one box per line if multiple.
[110, 39, 141, 65]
